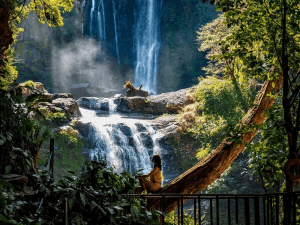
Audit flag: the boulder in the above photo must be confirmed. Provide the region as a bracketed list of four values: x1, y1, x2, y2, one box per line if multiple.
[148, 88, 191, 112]
[52, 98, 81, 116]
[20, 82, 50, 102]
[77, 97, 109, 111]
[52, 93, 74, 99]
[149, 115, 179, 137]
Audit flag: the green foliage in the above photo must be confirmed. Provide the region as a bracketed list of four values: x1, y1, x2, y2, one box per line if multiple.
[21, 80, 36, 89]
[38, 108, 70, 124]
[27, 0, 74, 27]
[164, 209, 195, 225]
[0, 160, 160, 224]
[245, 97, 288, 192]
[191, 76, 256, 159]
[38, 127, 84, 180]
[0, 85, 46, 175]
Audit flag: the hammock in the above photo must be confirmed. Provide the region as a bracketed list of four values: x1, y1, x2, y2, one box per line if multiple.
[147, 75, 283, 214]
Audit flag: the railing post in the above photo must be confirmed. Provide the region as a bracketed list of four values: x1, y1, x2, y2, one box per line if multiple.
[178, 198, 180, 225]
[198, 195, 201, 225]
[254, 195, 260, 225]
[210, 198, 213, 225]
[275, 194, 279, 225]
[50, 138, 54, 179]
[235, 196, 238, 224]
[181, 195, 183, 225]
[162, 195, 165, 225]
[216, 195, 219, 225]
[65, 198, 68, 225]
[244, 197, 250, 225]
[293, 193, 296, 225]
[228, 197, 231, 225]
[263, 196, 266, 225]
[194, 198, 196, 225]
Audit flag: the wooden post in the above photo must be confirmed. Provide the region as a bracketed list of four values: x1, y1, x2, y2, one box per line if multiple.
[50, 138, 54, 179]
[65, 198, 68, 225]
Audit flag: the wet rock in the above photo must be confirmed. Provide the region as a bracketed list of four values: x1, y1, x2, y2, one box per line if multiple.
[128, 137, 135, 147]
[52, 93, 74, 99]
[119, 123, 132, 136]
[135, 123, 148, 132]
[140, 132, 153, 149]
[149, 115, 178, 137]
[52, 98, 81, 116]
[77, 97, 109, 111]
[112, 132, 122, 146]
[72, 121, 92, 138]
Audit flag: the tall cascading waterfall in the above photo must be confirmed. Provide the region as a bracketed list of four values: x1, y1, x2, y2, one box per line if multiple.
[85, 0, 162, 93]
[133, 0, 162, 94]
[112, 0, 120, 65]
[78, 99, 164, 175]
[89, 0, 106, 40]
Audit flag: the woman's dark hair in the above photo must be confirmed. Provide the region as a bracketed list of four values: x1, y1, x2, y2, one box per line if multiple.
[152, 154, 162, 170]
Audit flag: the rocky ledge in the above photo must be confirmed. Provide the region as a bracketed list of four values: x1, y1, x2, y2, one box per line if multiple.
[77, 87, 193, 114]
[21, 82, 81, 118]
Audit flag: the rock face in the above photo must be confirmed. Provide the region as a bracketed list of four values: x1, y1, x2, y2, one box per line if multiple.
[148, 115, 178, 137]
[52, 98, 81, 116]
[78, 87, 192, 115]
[77, 97, 109, 111]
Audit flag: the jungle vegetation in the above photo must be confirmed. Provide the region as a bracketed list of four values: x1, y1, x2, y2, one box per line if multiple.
[0, 0, 300, 224]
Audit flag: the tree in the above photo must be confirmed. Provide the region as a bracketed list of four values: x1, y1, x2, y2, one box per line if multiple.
[0, 0, 74, 88]
[201, 0, 300, 223]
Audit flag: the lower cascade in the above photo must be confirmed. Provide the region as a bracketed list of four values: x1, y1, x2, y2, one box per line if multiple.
[79, 107, 164, 177]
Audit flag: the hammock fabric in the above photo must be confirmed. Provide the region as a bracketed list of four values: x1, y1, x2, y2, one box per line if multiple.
[147, 75, 283, 214]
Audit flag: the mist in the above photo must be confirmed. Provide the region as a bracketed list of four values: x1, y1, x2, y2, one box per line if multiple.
[51, 39, 125, 94]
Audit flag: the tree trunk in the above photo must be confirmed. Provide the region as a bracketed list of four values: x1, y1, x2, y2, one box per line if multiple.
[147, 75, 283, 214]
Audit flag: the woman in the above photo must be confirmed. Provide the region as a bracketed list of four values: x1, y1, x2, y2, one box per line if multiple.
[135, 154, 162, 194]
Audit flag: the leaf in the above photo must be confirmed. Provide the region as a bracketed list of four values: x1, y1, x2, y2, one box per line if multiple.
[113, 206, 123, 211]
[0, 214, 9, 222]
[105, 207, 114, 215]
[68, 197, 75, 208]
[80, 192, 86, 206]
[0, 134, 6, 146]
[5, 165, 12, 174]
[91, 200, 97, 210]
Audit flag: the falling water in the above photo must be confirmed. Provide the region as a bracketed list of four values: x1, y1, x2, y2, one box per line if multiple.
[134, 0, 161, 94]
[107, 98, 117, 114]
[79, 107, 163, 175]
[112, 0, 120, 64]
[89, 0, 95, 36]
[90, 0, 106, 40]
[97, 0, 106, 40]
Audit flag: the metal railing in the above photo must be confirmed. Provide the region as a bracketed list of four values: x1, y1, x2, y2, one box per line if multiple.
[37, 138, 55, 211]
[124, 192, 300, 225]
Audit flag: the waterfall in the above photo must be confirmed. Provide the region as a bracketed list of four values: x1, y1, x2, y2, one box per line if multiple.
[108, 98, 117, 114]
[90, 0, 106, 40]
[134, 0, 161, 94]
[89, 0, 95, 36]
[86, 0, 162, 94]
[112, 0, 120, 64]
[97, 0, 106, 40]
[80, 108, 163, 175]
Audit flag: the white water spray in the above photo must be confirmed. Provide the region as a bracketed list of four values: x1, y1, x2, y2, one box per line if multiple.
[79, 108, 163, 175]
[134, 0, 161, 94]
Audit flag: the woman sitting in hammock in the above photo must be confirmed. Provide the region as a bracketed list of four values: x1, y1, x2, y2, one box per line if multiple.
[135, 154, 162, 194]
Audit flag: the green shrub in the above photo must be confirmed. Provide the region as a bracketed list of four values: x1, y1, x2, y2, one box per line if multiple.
[21, 80, 36, 89]
[0, 160, 160, 224]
